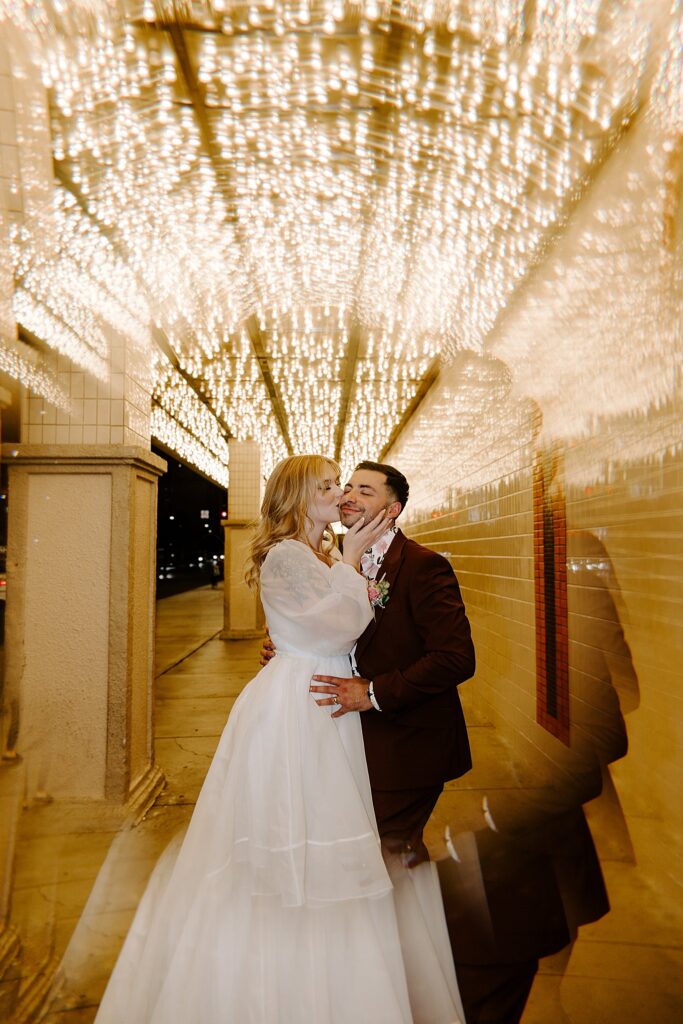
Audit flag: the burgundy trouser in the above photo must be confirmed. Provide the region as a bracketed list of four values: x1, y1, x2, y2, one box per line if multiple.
[372, 784, 444, 868]
[454, 960, 539, 1024]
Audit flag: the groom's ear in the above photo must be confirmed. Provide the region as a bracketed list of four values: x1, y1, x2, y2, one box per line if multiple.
[386, 500, 402, 520]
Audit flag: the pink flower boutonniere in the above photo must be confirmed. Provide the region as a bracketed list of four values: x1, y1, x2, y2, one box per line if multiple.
[367, 575, 390, 609]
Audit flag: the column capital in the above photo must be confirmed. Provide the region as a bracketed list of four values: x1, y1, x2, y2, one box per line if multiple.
[1, 444, 166, 477]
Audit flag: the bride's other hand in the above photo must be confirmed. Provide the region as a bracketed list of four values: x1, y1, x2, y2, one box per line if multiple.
[341, 509, 392, 569]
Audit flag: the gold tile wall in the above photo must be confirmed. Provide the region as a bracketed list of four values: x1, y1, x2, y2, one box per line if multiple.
[20, 344, 152, 448]
[404, 402, 683, 868]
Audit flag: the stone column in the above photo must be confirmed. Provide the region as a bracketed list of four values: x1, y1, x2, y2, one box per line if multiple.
[222, 440, 265, 640]
[0, 384, 12, 750]
[0, 388, 21, 1001]
[2, 444, 166, 813]
[0, 20, 166, 814]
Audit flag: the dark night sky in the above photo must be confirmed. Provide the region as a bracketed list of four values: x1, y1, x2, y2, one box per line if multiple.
[153, 444, 227, 594]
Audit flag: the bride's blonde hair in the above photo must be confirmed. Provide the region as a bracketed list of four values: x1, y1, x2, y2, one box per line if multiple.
[245, 454, 341, 588]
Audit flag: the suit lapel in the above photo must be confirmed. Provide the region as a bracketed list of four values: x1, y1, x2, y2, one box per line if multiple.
[356, 529, 408, 662]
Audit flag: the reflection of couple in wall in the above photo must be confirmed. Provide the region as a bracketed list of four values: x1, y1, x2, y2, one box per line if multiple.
[438, 448, 639, 1024]
[96, 456, 476, 1023]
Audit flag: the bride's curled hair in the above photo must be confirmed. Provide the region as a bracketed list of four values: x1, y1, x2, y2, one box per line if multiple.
[245, 454, 341, 588]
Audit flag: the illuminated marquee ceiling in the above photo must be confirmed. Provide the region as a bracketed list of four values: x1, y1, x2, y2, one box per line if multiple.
[1, 0, 676, 481]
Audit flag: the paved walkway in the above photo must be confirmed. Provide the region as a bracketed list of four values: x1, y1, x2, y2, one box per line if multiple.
[8, 585, 231, 1024]
[12, 583, 682, 1023]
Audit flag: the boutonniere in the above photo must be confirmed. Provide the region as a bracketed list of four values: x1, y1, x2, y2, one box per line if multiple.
[367, 575, 390, 609]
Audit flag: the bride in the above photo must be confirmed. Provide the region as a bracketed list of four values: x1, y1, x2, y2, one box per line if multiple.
[95, 454, 463, 1023]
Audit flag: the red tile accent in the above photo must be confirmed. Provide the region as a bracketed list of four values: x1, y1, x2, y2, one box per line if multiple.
[534, 445, 570, 745]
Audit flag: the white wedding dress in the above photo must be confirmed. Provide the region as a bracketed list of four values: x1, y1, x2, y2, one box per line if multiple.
[95, 540, 463, 1023]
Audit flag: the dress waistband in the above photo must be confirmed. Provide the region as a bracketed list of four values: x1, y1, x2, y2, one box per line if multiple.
[272, 648, 352, 661]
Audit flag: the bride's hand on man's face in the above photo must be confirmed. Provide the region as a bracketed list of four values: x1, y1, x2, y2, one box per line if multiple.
[342, 508, 392, 568]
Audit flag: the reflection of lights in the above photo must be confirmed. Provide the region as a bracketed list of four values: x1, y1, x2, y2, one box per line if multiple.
[389, 353, 538, 518]
[1, 0, 666, 474]
[568, 558, 611, 573]
[151, 406, 229, 487]
[490, 107, 682, 447]
[0, 340, 71, 412]
[651, 0, 683, 130]
[389, 104, 680, 508]
[10, 188, 150, 380]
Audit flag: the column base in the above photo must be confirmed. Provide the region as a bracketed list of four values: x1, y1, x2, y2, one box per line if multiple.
[0, 931, 20, 1023]
[0, 924, 21, 988]
[126, 763, 166, 826]
[14, 765, 166, 833]
[220, 627, 266, 641]
[10, 954, 60, 1024]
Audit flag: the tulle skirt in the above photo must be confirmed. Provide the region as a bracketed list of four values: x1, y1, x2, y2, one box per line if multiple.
[94, 652, 463, 1023]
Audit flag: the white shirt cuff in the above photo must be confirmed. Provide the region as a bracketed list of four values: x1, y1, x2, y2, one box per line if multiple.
[368, 680, 381, 712]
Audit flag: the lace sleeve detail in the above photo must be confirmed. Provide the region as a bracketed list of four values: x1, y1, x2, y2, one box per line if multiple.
[260, 541, 373, 656]
[263, 541, 336, 607]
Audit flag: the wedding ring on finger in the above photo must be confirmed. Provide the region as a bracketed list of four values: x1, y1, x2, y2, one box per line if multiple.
[334, 695, 341, 705]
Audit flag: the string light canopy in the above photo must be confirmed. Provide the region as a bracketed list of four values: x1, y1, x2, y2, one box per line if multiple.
[0, 0, 675, 483]
[390, 104, 683, 518]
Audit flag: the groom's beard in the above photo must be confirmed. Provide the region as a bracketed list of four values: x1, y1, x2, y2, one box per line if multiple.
[340, 508, 365, 528]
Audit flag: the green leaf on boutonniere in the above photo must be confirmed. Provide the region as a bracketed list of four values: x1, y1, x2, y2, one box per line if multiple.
[367, 576, 390, 608]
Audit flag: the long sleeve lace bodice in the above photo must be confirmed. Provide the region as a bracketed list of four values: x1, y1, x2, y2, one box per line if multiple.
[260, 539, 373, 658]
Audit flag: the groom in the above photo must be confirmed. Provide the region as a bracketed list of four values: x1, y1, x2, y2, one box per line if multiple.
[309, 461, 475, 866]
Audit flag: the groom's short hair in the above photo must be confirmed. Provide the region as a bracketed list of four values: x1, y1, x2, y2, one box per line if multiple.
[355, 461, 409, 511]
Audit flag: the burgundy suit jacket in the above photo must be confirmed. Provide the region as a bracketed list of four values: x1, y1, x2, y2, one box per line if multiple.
[356, 530, 475, 791]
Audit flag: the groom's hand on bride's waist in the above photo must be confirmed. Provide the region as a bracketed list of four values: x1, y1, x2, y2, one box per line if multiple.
[310, 675, 373, 717]
[259, 637, 276, 666]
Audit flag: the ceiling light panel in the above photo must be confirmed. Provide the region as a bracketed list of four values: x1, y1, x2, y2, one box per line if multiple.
[1, 0, 667, 477]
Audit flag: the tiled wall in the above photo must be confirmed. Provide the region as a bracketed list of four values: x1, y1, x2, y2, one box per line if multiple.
[0, 38, 21, 226]
[0, 23, 53, 224]
[1, 29, 153, 449]
[563, 438, 682, 828]
[401, 403, 683, 868]
[388, 104, 681, 875]
[20, 343, 151, 447]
